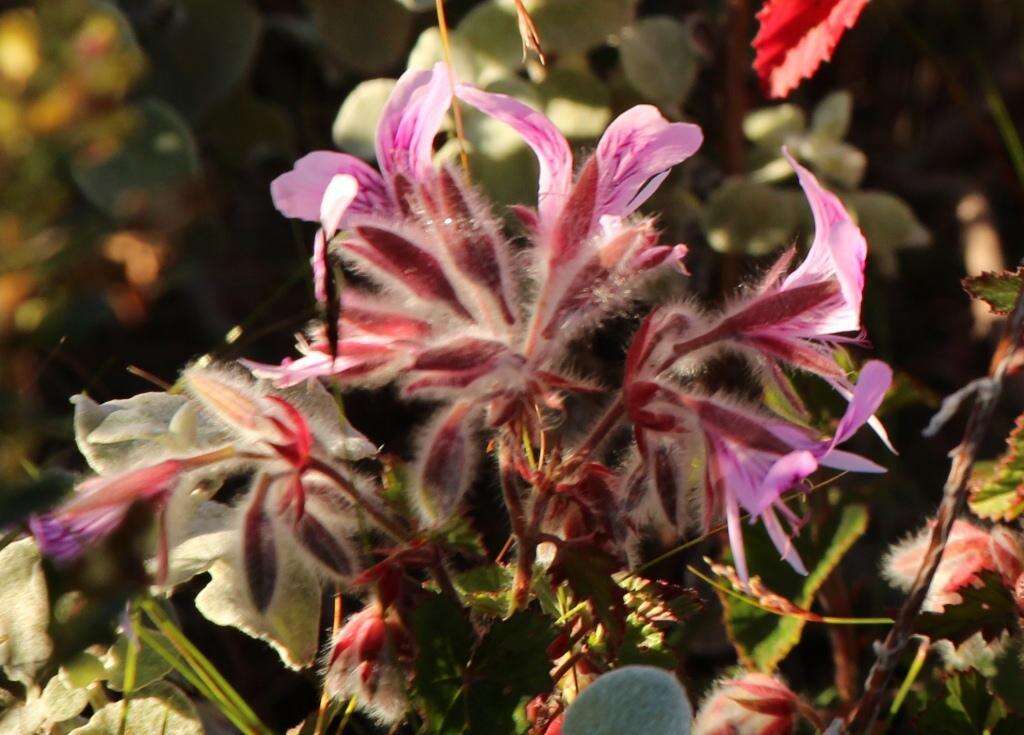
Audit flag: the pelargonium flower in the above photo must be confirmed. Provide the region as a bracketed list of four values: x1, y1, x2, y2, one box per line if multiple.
[694, 672, 801, 735]
[249, 62, 702, 526]
[324, 600, 412, 724]
[883, 519, 1024, 612]
[626, 360, 891, 580]
[660, 152, 873, 405]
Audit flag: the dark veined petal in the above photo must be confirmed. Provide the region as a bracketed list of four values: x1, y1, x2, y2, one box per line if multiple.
[413, 401, 480, 525]
[549, 156, 599, 267]
[344, 224, 473, 320]
[432, 168, 518, 325]
[243, 475, 278, 613]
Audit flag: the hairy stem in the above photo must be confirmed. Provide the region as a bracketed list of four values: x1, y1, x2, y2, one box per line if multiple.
[846, 282, 1024, 732]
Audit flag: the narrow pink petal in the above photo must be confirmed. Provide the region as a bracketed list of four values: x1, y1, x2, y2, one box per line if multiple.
[321, 174, 359, 239]
[455, 82, 573, 222]
[762, 505, 808, 575]
[830, 360, 892, 447]
[781, 149, 865, 334]
[311, 230, 328, 304]
[414, 401, 479, 524]
[752, 450, 818, 516]
[271, 152, 389, 222]
[594, 105, 702, 219]
[725, 491, 749, 583]
[376, 63, 453, 183]
[817, 448, 885, 473]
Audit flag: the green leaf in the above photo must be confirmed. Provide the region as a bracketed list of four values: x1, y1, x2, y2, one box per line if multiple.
[465, 612, 554, 733]
[563, 666, 692, 735]
[71, 99, 200, 219]
[202, 93, 295, 167]
[410, 594, 475, 734]
[963, 268, 1024, 316]
[67, 682, 202, 735]
[744, 104, 806, 149]
[528, 0, 634, 56]
[915, 572, 1017, 645]
[331, 79, 397, 162]
[454, 564, 514, 617]
[538, 68, 611, 140]
[846, 191, 930, 278]
[307, 0, 412, 74]
[619, 16, 699, 114]
[457, 2, 523, 78]
[795, 136, 866, 189]
[703, 178, 802, 256]
[0, 669, 90, 734]
[143, 0, 262, 119]
[0, 538, 52, 684]
[194, 551, 321, 670]
[993, 637, 1024, 713]
[102, 631, 173, 692]
[969, 413, 1024, 522]
[408, 27, 479, 82]
[915, 670, 993, 735]
[550, 539, 627, 648]
[811, 90, 853, 140]
[722, 504, 869, 671]
[410, 595, 554, 734]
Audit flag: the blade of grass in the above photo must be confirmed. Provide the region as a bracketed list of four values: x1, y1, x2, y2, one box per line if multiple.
[139, 599, 272, 735]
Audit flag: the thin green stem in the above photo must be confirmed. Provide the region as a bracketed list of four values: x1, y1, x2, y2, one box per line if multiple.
[887, 637, 929, 724]
[686, 565, 893, 626]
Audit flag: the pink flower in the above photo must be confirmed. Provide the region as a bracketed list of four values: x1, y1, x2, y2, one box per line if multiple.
[714, 151, 866, 381]
[251, 63, 703, 526]
[694, 673, 800, 735]
[883, 519, 1024, 612]
[627, 360, 891, 580]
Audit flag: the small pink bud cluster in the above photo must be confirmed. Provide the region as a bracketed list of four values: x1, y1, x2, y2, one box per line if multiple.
[694, 673, 802, 735]
[883, 518, 1024, 612]
[324, 600, 411, 724]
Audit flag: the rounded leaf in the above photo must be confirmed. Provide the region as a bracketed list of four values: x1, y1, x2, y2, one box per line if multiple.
[811, 90, 853, 140]
[539, 67, 611, 140]
[744, 104, 806, 149]
[619, 16, 699, 114]
[332, 79, 397, 161]
[703, 178, 801, 256]
[308, 0, 412, 74]
[564, 666, 692, 735]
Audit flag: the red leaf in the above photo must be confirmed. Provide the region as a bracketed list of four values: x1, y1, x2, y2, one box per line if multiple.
[752, 0, 870, 99]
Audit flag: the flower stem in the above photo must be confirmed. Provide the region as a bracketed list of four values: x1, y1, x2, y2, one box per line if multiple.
[308, 457, 410, 543]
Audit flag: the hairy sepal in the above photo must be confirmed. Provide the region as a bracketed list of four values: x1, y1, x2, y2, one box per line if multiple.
[412, 401, 481, 526]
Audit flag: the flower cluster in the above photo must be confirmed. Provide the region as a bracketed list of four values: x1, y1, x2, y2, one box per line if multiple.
[32, 60, 894, 723]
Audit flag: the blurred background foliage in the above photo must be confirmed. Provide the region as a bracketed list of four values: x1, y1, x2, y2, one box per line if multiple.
[4, 0, 1024, 728]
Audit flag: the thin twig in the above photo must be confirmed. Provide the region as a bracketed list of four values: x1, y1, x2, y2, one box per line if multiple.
[435, 0, 470, 175]
[314, 591, 344, 735]
[846, 281, 1024, 733]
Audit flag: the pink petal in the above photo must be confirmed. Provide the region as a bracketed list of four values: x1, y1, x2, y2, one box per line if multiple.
[594, 105, 702, 219]
[311, 230, 328, 304]
[376, 63, 453, 184]
[414, 401, 479, 524]
[817, 448, 885, 473]
[762, 504, 808, 575]
[271, 152, 389, 223]
[829, 360, 892, 447]
[753, 0, 870, 99]
[455, 82, 573, 222]
[321, 174, 359, 239]
[781, 149, 866, 335]
[752, 450, 818, 516]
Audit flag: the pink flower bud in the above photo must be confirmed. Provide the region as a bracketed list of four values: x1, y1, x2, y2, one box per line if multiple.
[325, 604, 409, 724]
[694, 673, 798, 735]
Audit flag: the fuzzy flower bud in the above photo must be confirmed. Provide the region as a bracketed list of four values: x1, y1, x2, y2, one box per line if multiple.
[694, 673, 799, 735]
[324, 603, 410, 724]
[883, 519, 1024, 612]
